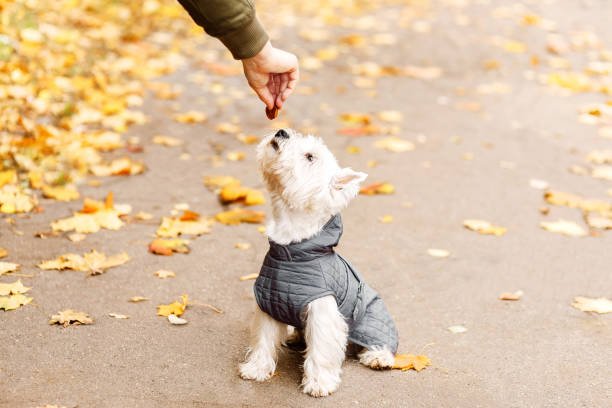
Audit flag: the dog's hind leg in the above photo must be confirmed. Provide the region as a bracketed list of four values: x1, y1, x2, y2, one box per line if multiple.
[302, 295, 348, 397]
[239, 305, 285, 381]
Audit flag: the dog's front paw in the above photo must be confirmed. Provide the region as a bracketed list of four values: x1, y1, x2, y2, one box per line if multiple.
[239, 359, 275, 382]
[302, 374, 340, 397]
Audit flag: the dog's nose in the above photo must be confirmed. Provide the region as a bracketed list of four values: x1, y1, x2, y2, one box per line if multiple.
[274, 129, 290, 139]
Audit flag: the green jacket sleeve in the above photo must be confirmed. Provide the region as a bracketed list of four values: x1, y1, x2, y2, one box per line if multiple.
[177, 0, 269, 60]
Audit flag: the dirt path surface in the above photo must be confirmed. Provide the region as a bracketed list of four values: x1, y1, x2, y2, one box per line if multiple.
[1, 1, 611, 407]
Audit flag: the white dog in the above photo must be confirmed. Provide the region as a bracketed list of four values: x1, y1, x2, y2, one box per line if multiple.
[239, 129, 399, 397]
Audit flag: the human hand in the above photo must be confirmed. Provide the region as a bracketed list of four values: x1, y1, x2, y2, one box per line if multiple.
[241, 41, 299, 111]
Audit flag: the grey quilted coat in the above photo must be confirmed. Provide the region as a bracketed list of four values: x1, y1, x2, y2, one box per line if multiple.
[254, 214, 398, 353]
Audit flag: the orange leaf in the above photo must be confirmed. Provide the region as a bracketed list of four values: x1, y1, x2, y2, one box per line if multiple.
[360, 182, 395, 195]
[393, 354, 431, 372]
[148, 238, 190, 256]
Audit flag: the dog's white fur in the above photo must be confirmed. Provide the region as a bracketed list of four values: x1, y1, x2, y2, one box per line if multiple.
[239, 129, 394, 397]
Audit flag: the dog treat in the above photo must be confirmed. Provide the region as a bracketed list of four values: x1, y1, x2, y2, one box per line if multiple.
[265, 106, 279, 120]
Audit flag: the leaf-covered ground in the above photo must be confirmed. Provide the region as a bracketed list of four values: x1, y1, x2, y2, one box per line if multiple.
[1, 0, 611, 406]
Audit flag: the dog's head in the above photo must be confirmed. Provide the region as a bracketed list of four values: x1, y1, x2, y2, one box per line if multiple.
[257, 129, 367, 214]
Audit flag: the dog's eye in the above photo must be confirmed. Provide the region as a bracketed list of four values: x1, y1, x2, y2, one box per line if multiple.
[305, 153, 314, 162]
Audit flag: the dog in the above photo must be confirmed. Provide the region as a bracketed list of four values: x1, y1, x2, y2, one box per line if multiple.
[239, 129, 399, 397]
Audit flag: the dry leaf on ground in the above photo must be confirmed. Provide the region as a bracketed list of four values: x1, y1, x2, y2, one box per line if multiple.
[174, 111, 207, 123]
[129, 296, 149, 303]
[109, 313, 129, 319]
[154, 270, 176, 279]
[51, 192, 131, 234]
[148, 238, 190, 256]
[540, 220, 587, 237]
[153, 135, 183, 147]
[393, 354, 431, 372]
[360, 182, 395, 195]
[448, 325, 467, 333]
[379, 215, 393, 223]
[156, 211, 212, 237]
[571, 297, 612, 314]
[168, 314, 188, 325]
[0, 280, 30, 295]
[157, 294, 189, 317]
[0, 262, 19, 276]
[0, 247, 7, 258]
[240, 273, 259, 281]
[219, 183, 265, 206]
[42, 185, 80, 201]
[215, 209, 265, 225]
[373, 137, 415, 152]
[234, 242, 251, 250]
[499, 290, 524, 301]
[0, 280, 32, 311]
[427, 249, 450, 258]
[38, 250, 129, 275]
[49, 310, 93, 327]
[463, 219, 507, 236]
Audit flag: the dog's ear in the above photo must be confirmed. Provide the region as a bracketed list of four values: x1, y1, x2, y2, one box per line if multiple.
[332, 168, 368, 190]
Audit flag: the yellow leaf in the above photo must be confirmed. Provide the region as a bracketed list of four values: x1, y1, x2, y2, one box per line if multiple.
[346, 146, 361, 154]
[502, 40, 527, 53]
[0, 170, 17, 188]
[540, 219, 587, 237]
[154, 270, 176, 279]
[572, 297, 612, 314]
[216, 122, 241, 134]
[219, 184, 265, 206]
[427, 249, 450, 258]
[42, 185, 80, 201]
[153, 135, 183, 147]
[499, 290, 524, 301]
[0, 185, 37, 214]
[108, 313, 129, 319]
[237, 134, 260, 145]
[203, 175, 241, 191]
[156, 215, 212, 237]
[373, 137, 415, 153]
[129, 296, 149, 303]
[157, 294, 189, 317]
[378, 215, 393, 223]
[49, 310, 93, 327]
[174, 111, 207, 123]
[0, 280, 30, 295]
[377, 110, 403, 123]
[240, 273, 259, 281]
[0, 294, 33, 311]
[0, 247, 7, 258]
[226, 151, 246, 161]
[0, 261, 19, 276]
[215, 209, 265, 225]
[38, 251, 129, 275]
[234, 242, 251, 250]
[463, 219, 507, 236]
[393, 354, 431, 372]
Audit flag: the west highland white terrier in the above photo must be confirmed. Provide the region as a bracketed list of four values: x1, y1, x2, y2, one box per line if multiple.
[239, 129, 399, 397]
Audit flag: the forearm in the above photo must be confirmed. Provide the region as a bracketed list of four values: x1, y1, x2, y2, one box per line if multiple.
[177, 0, 269, 59]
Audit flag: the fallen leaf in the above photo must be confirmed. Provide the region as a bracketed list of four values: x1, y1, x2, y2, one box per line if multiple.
[203, 175, 241, 191]
[571, 296, 612, 314]
[108, 313, 129, 319]
[0, 280, 31, 296]
[154, 269, 176, 279]
[51, 193, 131, 234]
[585, 213, 612, 230]
[38, 251, 130, 275]
[129, 296, 149, 303]
[529, 179, 549, 190]
[90, 157, 145, 177]
[0, 293, 33, 311]
[540, 220, 587, 237]
[148, 238, 190, 256]
[427, 249, 450, 258]
[240, 273, 259, 281]
[0, 262, 19, 276]
[216, 122, 241, 134]
[0, 247, 7, 258]
[168, 314, 188, 325]
[49, 310, 93, 327]
[346, 145, 361, 154]
[499, 290, 523, 301]
[374, 137, 415, 153]
[215, 209, 265, 225]
[174, 111, 207, 123]
[377, 110, 403, 123]
[219, 184, 265, 206]
[360, 182, 395, 195]
[544, 191, 611, 213]
[157, 294, 189, 317]
[379, 215, 393, 223]
[226, 151, 246, 161]
[42, 185, 80, 201]
[393, 354, 431, 372]
[156, 211, 212, 237]
[234, 242, 251, 250]
[237, 134, 260, 145]
[153, 135, 183, 147]
[592, 165, 612, 181]
[463, 219, 507, 236]
[447, 325, 467, 334]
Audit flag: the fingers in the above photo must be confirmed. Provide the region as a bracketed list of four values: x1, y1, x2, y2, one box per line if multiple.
[276, 73, 289, 109]
[281, 68, 299, 103]
[256, 82, 275, 110]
